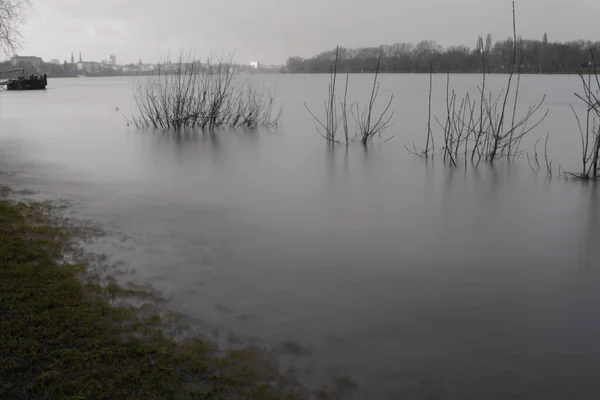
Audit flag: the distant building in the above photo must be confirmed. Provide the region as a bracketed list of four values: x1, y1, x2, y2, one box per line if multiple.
[139, 64, 155, 72]
[102, 54, 117, 66]
[10, 55, 43, 68]
[249, 61, 259, 69]
[50, 59, 61, 65]
[123, 63, 155, 73]
[76, 61, 101, 74]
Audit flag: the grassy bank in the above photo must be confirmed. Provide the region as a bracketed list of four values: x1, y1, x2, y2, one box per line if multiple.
[0, 198, 308, 399]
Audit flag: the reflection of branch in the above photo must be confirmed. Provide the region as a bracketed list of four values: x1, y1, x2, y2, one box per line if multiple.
[526, 153, 537, 172]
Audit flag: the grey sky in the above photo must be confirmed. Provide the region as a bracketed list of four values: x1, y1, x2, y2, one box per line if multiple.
[19, 0, 600, 65]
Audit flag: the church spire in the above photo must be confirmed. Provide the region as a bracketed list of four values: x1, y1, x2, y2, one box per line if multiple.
[79, 52, 82, 63]
[71, 52, 74, 64]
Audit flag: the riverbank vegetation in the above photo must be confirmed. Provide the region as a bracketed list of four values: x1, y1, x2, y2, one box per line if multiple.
[0, 198, 317, 399]
[132, 56, 281, 131]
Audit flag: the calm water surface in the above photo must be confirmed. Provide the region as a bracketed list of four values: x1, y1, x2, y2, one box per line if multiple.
[1, 75, 600, 399]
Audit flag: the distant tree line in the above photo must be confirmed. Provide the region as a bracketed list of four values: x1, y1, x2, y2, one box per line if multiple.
[286, 34, 600, 74]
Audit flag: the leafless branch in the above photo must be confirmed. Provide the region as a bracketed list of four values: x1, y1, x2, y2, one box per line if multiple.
[354, 48, 395, 144]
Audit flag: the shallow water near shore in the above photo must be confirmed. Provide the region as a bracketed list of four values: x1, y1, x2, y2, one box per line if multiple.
[2, 74, 600, 398]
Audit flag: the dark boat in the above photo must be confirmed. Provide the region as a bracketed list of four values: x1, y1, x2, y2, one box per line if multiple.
[0, 69, 48, 91]
[6, 74, 48, 91]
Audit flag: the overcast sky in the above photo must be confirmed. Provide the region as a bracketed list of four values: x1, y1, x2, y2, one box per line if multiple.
[18, 0, 600, 65]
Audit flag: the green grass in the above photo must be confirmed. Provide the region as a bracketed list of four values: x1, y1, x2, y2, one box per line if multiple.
[0, 199, 311, 400]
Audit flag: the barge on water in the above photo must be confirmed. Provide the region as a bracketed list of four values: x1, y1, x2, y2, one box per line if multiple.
[0, 69, 48, 91]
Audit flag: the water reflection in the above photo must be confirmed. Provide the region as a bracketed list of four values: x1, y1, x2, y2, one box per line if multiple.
[577, 182, 600, 263]
[2, 76, 600, 399]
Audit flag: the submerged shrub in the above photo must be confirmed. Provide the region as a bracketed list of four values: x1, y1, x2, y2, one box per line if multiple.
[132, 56, 280, 131]
[408, 3, 548, 167]
[568, 50, 600, 180]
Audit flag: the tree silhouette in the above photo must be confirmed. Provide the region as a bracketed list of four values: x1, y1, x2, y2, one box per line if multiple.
[475, 36, 483, 53]
[485, 34, 493, 54]
[0, 0, 29, 55]
[286, 36, 600, 74]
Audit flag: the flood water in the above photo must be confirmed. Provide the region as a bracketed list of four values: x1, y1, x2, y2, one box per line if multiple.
[1, 74, 600, 399]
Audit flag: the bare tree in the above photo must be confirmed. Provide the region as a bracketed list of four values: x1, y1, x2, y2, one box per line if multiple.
[485, 33, 493, 54]
[0, 0, 29, 55]
[475, 36, 483, 54]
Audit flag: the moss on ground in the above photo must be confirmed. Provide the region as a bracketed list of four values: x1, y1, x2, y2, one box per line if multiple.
[0, 199, 310, 400]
